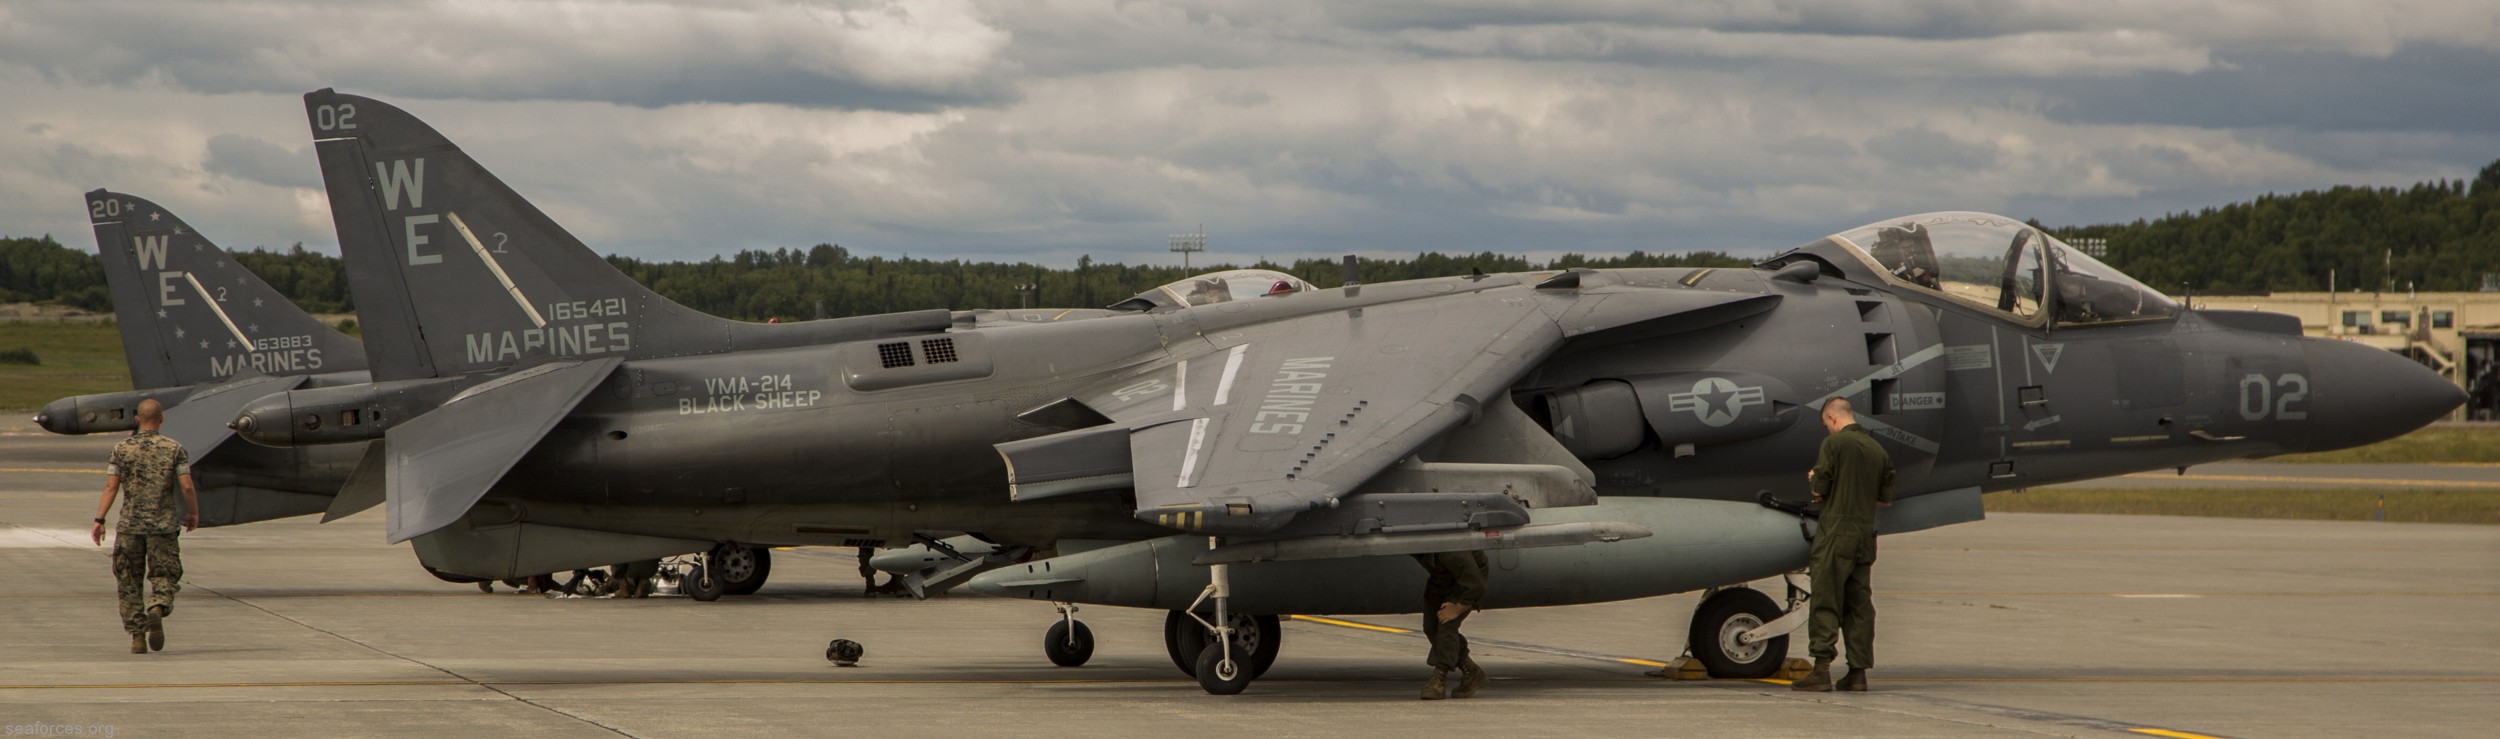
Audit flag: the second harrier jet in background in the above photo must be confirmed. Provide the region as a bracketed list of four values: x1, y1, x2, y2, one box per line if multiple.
[36, 190, 372, 527]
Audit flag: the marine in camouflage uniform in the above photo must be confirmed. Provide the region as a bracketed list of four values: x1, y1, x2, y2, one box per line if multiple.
[1413, 550, 1490, 700]
[91, 402, 197, 654]
[1795, 398, 1894, 692]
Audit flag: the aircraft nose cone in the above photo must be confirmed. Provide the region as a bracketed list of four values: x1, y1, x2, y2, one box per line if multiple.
[231, 399, 292, 447]
[2301, 339, 2465, 452]
[34, 398, 76, 434]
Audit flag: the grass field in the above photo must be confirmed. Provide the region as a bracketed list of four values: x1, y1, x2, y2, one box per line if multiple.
[1987, 487, 2500, 524]
[0, 321, 130, 411]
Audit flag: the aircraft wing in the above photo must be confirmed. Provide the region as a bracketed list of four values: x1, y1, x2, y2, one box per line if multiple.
[1056, 281, 1775, 536]
[163, 374, 307, 464]
[383, 357, 620, 543]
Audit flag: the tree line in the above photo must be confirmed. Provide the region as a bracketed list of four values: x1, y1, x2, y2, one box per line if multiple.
[2056, 158, 2500, 294]
[7, 157, 2497, 318]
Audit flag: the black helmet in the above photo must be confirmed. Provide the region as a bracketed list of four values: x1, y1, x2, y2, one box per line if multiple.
[826, 639, 864, 667]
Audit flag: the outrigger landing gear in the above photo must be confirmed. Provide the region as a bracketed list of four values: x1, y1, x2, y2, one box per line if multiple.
[1043, 602, 1094, 667]
[1163, 611, 1281, 680]
[1683, 573, 1809, 679]
[1185, 536, 1258, 695]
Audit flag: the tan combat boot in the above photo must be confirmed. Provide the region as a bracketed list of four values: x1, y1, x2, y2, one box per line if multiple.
[1419, 669, 1450, 700]
[1838, 667, 1868, 692]
[1790, 658, 1833, 692]
[1452, 658, 1488, 698]
[146, 606, 167, 652]
[130, 634, 147, 654]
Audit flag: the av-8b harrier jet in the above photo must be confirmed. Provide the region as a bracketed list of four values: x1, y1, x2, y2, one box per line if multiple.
[235, 90, 2460, 694]
[33, 190, 372, 527]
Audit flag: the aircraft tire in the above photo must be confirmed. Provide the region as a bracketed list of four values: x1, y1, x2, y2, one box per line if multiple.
[1163, 611, 1205, 675]
[1194, 643, 1253, 695]
[685, 552, 726, 602]
[720, 547, 772, 596]
[1044, 620, 1095, 667]
[1688, 587, 1787, 679]
[1164, 611, 1281, 679]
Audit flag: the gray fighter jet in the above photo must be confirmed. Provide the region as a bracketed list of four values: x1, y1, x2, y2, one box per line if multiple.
[238, 90, 2461, 694]
[32, 190, 372, 527]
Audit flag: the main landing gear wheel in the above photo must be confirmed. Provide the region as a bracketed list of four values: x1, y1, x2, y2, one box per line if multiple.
[684, 548, 727, 602]
[1163, 611, 1281, 679]
[718, 546, 772, 596]
[1194, 643, 1253, 695]
[1689, 587, 1788, 679]
[1044, 620, 1095, 667]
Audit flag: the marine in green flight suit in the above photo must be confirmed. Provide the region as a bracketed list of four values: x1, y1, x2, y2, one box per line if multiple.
[1794, 397, 1893, 692]
[1413, 550, 1489, 700]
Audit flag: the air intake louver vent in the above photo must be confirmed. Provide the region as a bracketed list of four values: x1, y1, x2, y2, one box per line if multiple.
[877, 342, 915, 368]
[922, 338, 959, 364]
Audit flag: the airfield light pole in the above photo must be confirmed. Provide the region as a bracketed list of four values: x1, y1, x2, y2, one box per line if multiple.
[1170, 226, 1207, 271]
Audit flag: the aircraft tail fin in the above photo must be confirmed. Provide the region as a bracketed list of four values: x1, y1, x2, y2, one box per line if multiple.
[83, 189, 368, 388]
[303, 89, 947, 382]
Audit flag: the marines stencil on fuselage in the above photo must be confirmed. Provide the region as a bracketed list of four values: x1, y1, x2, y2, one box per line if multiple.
[230, 91, 2461, 694]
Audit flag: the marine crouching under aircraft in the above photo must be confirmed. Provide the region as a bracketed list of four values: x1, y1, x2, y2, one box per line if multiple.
[233, 90, 2461, 695]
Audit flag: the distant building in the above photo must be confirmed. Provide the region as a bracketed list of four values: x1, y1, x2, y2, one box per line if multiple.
[2187, 291, 2500, 421]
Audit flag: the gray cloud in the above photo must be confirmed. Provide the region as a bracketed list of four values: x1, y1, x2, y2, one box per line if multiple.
[1865, 127, 2000, 171]
[1, 0, 2495, 268]
[203, 134, 316, 189]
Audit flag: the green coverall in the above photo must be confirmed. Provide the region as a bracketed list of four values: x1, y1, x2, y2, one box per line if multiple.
[1807, 423, 1894, 669]
[1413, 550, 1489, 670]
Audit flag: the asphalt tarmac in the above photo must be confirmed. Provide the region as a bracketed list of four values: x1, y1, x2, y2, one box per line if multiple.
[2041, 461, 2500, 490]
[5, 431, 2496, 738]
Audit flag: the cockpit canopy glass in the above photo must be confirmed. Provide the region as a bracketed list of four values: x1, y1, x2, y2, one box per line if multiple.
[1828, 212, 2177, 326]
[1115, 269, 1311, 311]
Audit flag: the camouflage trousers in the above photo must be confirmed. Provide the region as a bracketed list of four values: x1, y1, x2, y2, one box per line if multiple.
[1420, 597, 1473, 670]
[1805, 533, 1876, 669]
[111, 532, 182, 636]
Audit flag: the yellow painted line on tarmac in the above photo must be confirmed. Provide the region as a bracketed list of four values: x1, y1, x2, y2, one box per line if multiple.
[1616, 658, 1669, 668]
[1288, 614, 1411, 634]
[2131, 730, 2228, 739]
[2119, 472, 2500, 488]
[0, 467, 103, 474]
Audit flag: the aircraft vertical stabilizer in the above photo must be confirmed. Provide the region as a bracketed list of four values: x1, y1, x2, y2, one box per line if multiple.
[302, 89, 947, 383]
[83, 189, 368, 388]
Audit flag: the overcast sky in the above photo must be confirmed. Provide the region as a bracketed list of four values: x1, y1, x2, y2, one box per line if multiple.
[3, 1, 2495, 266]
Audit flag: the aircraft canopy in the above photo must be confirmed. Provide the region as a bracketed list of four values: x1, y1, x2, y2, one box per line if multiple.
[1114, 269, 1311, 311]
[1825, 211, 2180, 326]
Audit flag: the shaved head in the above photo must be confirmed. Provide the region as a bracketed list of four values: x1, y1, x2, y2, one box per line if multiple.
[136, 398, 164, 428]
[1820, 397, 1855, 433]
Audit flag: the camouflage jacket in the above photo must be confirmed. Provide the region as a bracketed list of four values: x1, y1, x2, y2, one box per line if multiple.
[107, 430, 190, 534]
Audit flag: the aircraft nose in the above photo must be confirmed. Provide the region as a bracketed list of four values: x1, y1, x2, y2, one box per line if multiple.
[2301, 339, 2465, 452]
[230, 397, 292, 447]
[33, 398, 76, 434]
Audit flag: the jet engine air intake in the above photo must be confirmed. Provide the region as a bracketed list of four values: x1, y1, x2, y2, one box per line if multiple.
[1533, 381, 1648, 459]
